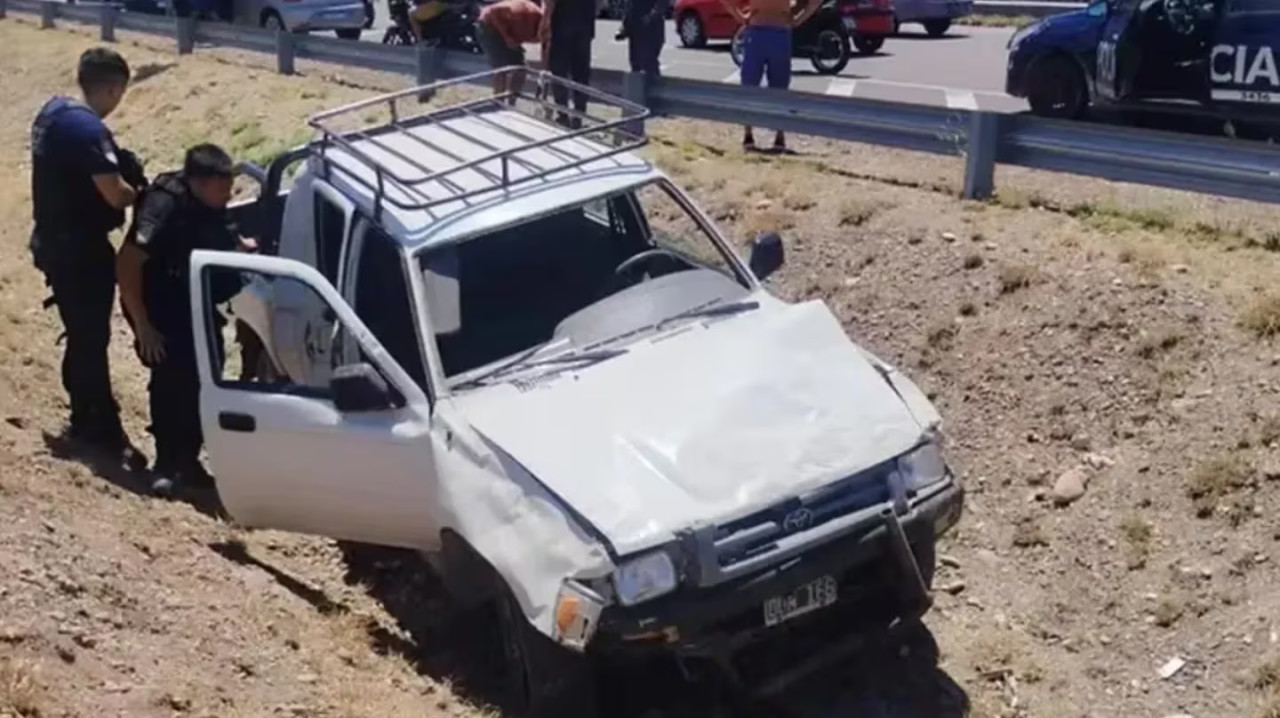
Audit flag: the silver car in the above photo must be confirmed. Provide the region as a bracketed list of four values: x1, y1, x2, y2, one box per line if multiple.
[130, 0, 369, 39]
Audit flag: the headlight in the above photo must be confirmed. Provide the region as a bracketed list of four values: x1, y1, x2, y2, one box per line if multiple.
[897, 442, 949, 493]
[613, 551, 677, 606]
[1007, 20, 1044, 51]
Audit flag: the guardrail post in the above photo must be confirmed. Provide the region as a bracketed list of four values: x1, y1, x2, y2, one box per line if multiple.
[100, 3, 118, 41]
[415, 45, 442, 102]
[39, 0, 55, 28]
[963, 111, 1000, 201]
[622, 71, 648, 137]
[275, 30, 295, 75]
[176, 15, 195, 54]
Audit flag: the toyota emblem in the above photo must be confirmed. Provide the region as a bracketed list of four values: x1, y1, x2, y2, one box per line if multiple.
[782, 508, 813, 533]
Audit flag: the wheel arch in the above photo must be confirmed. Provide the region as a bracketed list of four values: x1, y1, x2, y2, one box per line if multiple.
[1025, 49, 1096, 105]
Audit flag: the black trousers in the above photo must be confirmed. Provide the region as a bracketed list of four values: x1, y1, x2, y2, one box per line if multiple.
[548, 32, 593, 123]
[627, 20, 663, 75]
[42, 241, 125, 441]
[144, 318, 214, 471]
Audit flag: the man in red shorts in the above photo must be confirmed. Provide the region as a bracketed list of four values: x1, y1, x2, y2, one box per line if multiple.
[476, 0, 543, 98]
[719, 0, 820, 152]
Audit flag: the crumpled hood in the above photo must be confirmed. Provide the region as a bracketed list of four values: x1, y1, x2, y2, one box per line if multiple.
[453, 299, 931, 556]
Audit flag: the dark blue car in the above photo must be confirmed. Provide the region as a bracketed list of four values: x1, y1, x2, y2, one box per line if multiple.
[1006, 0, 1280, 126]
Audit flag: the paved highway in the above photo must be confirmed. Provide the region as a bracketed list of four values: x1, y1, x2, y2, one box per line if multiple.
[359, 6, 1028, 112]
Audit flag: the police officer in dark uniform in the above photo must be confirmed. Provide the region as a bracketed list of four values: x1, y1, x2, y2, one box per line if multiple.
[30, 48, 147, 470]
[539, 0, 596, 126]
[622, 0, 668, 77]
[116, 144, 246, 496]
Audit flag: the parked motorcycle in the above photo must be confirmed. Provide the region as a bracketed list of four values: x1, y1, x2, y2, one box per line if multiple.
[729, 0, 886, 75]
[382, 0, 482, 52]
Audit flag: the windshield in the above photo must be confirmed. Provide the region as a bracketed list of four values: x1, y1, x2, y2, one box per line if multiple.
[416, 179, 750, 383]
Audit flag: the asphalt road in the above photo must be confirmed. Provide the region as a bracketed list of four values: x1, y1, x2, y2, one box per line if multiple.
[358, 7, 1028, 113]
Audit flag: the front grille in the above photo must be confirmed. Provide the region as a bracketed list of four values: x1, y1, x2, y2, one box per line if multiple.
[712, 461, 893, 570]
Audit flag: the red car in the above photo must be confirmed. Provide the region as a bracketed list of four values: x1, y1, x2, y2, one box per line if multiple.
[674, 0, 892, 49]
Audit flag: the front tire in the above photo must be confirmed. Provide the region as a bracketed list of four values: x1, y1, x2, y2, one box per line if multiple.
[494, 589, 596, 718]
[922, 18, 951, 36]
[335, 27, 362, 39]
[809, 26, 851, 75]
[1026, 54, 1088, 120]
[730, 25, 745, 67]
[853, 33, 884, 55]
[260, 9, 285, 30]
[677, 11, 706, 48]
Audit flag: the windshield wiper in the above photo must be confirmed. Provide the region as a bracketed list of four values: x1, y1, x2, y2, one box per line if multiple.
[656, 300, 760, 331]
[454, 345, 625, 389]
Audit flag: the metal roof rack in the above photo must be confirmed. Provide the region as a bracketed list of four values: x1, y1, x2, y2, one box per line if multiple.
[306, 67, 651, 218]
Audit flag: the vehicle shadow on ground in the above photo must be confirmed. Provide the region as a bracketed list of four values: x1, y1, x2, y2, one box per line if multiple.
[889, 31, 973, 41]
[41, 430, 226, 519]
[331, 542, 970, 718]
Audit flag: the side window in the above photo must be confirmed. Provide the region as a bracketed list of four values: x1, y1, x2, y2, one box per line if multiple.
[354, 225, 429, 391]
[201, 265, 401, 407]
[314, 193, 346, 285]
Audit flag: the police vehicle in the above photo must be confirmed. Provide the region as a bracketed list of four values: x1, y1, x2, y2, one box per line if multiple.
[1006, 0, 1280, 131]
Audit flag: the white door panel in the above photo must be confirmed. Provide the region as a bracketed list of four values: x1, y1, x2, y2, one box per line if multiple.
[190, 250, 439, 551]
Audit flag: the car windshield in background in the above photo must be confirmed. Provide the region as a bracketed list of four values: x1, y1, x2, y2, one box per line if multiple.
[416, 180, 749, 383]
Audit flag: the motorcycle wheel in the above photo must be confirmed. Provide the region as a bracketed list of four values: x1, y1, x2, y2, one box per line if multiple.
[381, 27, 408, 44]
[809, 26, 850, 75]
[730, 25, 745, 68]
[853, 33, 884, 54]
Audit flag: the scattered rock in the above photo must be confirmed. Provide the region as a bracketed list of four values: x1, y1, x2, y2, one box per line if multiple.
[1052, 467, 1090, 506]
[54, 641, 76, 663]
[296, 673, 319, 684]
[942, 231, 958, 243]
[939, 554, 962, 569]
[4, 416, 27, 429]
[1171, 264, 1190, 274]
[940, 581, 966, 595]
[1083, 453, 1115, 470]
[1070, 435, 1093, 452]
[73, 633, 97, 649]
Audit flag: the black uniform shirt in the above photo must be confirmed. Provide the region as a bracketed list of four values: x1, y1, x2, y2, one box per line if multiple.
[124, 172, 238, 333]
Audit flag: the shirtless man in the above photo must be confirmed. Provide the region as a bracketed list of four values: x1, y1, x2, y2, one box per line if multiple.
[719, 0, 820, 152]
[476, 0, 543, 98]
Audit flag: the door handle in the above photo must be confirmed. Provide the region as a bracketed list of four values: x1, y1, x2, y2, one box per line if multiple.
[218, 412, 257, 433]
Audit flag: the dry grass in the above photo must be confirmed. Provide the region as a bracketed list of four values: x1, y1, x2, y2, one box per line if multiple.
[997, 264, 1038, 295]
[1119, 514, 1153, 570]
[1186, 458, 1254, 520]
[0, 657, 45, 717]
[1241, 295, 1280, 339]
[838, 199, 878, 227]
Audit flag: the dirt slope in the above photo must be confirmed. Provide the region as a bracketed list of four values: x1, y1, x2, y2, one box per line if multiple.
[1, 15, 1279, 718]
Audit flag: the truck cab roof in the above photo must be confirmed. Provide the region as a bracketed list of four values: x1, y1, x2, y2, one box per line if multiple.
[305, 75, 656, 252]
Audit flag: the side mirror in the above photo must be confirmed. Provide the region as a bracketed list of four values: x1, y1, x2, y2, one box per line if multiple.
[748, 232, 785, 281]
[331, 362, 394, 412]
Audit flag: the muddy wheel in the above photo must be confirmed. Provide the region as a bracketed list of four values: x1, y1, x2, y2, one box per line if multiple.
[494, 588, 597, 718]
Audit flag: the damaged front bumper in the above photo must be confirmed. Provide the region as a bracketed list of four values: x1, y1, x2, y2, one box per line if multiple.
[592, 479, 964, 693]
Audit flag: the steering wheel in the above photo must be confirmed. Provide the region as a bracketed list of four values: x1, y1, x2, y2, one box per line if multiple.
[596, 248, 688, 299]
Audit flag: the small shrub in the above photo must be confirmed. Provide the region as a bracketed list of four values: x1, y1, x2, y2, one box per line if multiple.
[0, 657, 44, 717]
[1186, 458, 1253, 519]
[998, 264, 1037, 295]
[1241, 295, 1280, 339]
[1119, 514, 1153, 570]
[838, 200, 877, 227]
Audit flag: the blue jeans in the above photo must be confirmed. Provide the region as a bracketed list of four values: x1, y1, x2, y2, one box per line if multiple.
[740, 25, 791, 90]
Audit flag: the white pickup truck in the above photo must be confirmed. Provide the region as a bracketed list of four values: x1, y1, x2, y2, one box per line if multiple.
[203, 69, 965, 715]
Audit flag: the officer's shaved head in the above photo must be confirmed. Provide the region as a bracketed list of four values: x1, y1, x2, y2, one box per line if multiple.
[185, 144, 235, 209]
[77, 48, 130, 118]
[184, 144, 235, 179]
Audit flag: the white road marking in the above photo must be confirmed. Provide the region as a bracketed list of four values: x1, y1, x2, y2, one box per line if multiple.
[721, 70, 741, 84]
[825, 77, 858, 97]
[944, 88, 978, 110]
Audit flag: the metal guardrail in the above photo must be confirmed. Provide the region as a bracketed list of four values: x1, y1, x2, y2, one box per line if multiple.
[3, 0, 1280, 206]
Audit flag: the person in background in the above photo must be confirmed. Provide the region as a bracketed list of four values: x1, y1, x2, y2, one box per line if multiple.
[116, 144, 251, 497]
[719, 0, 819, 152]
[476, 0, 543, 97]
[622, 0, 668, 77]
[409, 0, 449, 41]
[29, 47, 147, 472]
[540, 0, 596, 127]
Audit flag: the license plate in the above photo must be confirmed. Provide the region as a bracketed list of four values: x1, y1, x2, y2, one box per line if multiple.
[763, 575, 838, 627]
